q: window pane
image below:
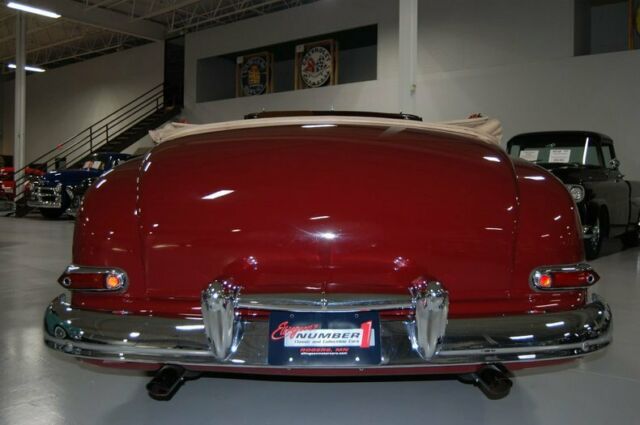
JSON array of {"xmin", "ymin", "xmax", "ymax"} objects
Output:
[{"xmin": 602, "ymin": 145, "xmax": 613, "ymax": 166}]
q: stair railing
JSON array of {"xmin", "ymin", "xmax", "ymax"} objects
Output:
[{"xmin": 12, "ymin": 82, "xmax": 168, "ymax": 205}]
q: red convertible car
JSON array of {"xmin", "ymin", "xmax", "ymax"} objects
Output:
[{"xmin": 44, "ymin": 112, "xmax": 612, "ymax": 400}]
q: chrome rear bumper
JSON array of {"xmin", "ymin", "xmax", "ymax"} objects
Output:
[{"xmin": 43, "ymin": 292, "xmax": 612, "ymax": 370}]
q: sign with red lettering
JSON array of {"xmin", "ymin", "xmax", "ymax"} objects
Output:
[{"xmin": 268, "ymin": 311, "xmax": 381, "ymax": 366}]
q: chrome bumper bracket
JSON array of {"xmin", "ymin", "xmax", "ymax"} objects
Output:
[
  {"xmin": 410, "ymin": 281, "xmax": 449, "ymax": 360},
  {"xmin": 201, "ymin": 281, "xmax": 240, "ymax": 361}
]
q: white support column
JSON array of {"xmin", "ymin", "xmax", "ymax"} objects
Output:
[
  {"xmin": 399, "ymin": 0, "xmax": 418, "ymax": 115},
  {"xmin": 14, "ymin": 11, "xmax": 26, "ymax": 196}
]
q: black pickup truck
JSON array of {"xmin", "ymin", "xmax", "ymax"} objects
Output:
[{"xmin": 507, "ymin": 131, "xmax": 640, "ymax": 259}]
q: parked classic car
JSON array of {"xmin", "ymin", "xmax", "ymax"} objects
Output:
[
  {"xmin": 28, "ymin": 152, "xmax": 131, "ymax": 219},
  {"xmin": 0, "ymin": 155, "xmax": 12, "ymax": 211},
  {"xmin": 43, "ymin": 112, "xmax": 612, "ymax": 400},
  {"xmin": 507, "ymin": 131, "xmax": 640, "ymax": 259},
  {"xmin": 0, "ymin": 155, "xmax": 45, "ymax": 201}
]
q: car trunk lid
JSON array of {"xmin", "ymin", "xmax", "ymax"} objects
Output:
[{"xmin": 138, "ymin": 125, "xmax": 518, "ymax": 303}]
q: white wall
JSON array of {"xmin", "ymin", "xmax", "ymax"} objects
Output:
[{"xmin": 2, "ymin": 41, "xmax": 164, "ymax": 161}]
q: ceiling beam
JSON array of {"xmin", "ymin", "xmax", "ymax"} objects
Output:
[
  {"xmin": 170, "ymin": 0, "xmax": 284, "ymax": 33},
  {"xmin": 0, "ymin": 20, "xmax": 61, "ymax": 45},
  {"xmin": 0, "ymin": 34, "xmax": 85, "ymax": 61},
  {"xmin": 132, "ymin": 0, "xmax": 201, "ymax": 21},
  {"xmin": 84, "ymin": 0, "xmax": 125, "ymax": 12},
  {"xmin": 36, "ymin": 39, "xmax": 131, "ymax": 66},
  {"xmin": 20, "ymin": 0, "xmax": 166, "ymax": 41}
]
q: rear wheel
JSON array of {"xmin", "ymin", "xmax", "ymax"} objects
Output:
[
  {"xmin": 622, "ymin": 214, "xmax": 640, "ymax": 248},
  {"xmin": 585, "ymin": 215, "xmax": 603, "ymax": 260}
]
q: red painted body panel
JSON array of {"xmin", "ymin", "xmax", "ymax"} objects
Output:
[{"xmin": 72, "ymin": 124, "xmax": 585, "ymax": 317}]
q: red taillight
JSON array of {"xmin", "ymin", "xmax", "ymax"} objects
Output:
[
  {"xmin": 538, "ymin": 274, "xmax": 553, "ymax": 288},
  {"xmin": 58, "ymin": 265, "xmax": 127, "ymax": 291},
  {"xmin": 59, "ymin": 272, "xmax": 103, "ymax": 288},
  {"xmin": 552, "ymin": 270, "xmax": 599, "ymax": 287},
  {"xmin": 531, "ymin": 264, "xmax": 599, "ymax": 290}
]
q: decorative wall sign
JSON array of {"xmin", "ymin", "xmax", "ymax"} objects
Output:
[
  {"xmin": 295, "ymin": 39, "xmax": 339, "ymax": 90},
  {"xmin": 236, "ymin": 51, "xmax": 273, "ymax": 97}
]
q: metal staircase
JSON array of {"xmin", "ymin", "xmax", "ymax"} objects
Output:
[{"xmin": 10, "ymin": 82, "xmax": 180, "ymax": 215}]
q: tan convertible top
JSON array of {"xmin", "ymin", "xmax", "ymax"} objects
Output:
[{"xmin": 149, "ymin": 115, "xmax": 503, "ymax": 146}]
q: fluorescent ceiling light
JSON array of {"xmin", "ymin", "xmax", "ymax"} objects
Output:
[
  {"xmin": 7, "ymin": 2, "xmax": 60, "ymax": 18},
  {"xmin": 7, "ymin": 63, "xmax": 45, "ymax": 72}
]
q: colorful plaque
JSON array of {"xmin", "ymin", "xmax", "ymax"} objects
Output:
[
  {"xmin": 236, "ymin": 51, "xmax": 273, "ymax": 97},
  {"xmin": 295, "ymin": 39, "xmax": 338, "ymax": 90}
]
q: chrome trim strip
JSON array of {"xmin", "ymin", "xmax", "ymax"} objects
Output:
[
  {"xmin": 202, "ymin": 280, "xmax": 421, "ymax": 313},
  {"xmin": 236, "ymin": 293, "xmax": 414, "ymax": 312},
  {"xmin": 43, "ymin": 293, "xmax": 612, "ymax": 369}
]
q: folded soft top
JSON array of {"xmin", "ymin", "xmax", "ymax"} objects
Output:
[{"xmin": 149, "ymin": 114, "xmax": 503, "ymax": 146}]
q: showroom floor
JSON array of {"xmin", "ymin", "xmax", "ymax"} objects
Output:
[{"xmin": 0, "ymin": 216, "xmax": 638, "ymax": 425}]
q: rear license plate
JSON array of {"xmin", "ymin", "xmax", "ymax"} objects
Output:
[{"xmin": 268, "ymin": 311, "xmax": 381, "ymax": 366}]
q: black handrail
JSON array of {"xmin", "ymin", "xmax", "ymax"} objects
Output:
[
  {"xmin": 12, "ymin": 82, "xmax": 168, "ymax": 203},
  {"xmin": 46, "ymin": 95, "xmax": 161, "ymax": 166},
  {"xmin": 23, "ymin": 83, "xmax": 164, "ymax": 167}
]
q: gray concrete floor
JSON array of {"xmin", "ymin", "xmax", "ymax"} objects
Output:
[{"xmin": 0, "ymin": 215, "xmax": 638, "ymax": 425}]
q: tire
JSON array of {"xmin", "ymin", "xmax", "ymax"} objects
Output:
[
  {"xmin": 40, "ymin": 207, "xmax": 65, "ymax": 219},
  {"xmin": 585, "ymin": 214, "xmax": 603, "ymax": 260},
  {"xmin": 622, "ymin": 214, "xmax": 640, "ymax": 248}
]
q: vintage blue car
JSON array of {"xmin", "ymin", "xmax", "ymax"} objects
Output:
[{"xmin": 28, "ymin": 152, "xmax": 132, "ymax": 219}]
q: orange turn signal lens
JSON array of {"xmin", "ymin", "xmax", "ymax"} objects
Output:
[{"xmin": 105, "ymin": 274, "xmax": 123, "ymax": 290}]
